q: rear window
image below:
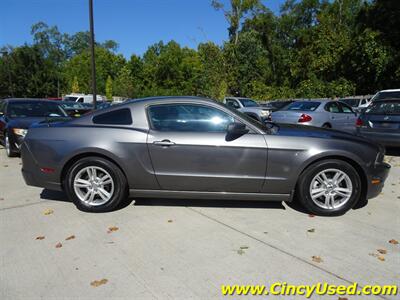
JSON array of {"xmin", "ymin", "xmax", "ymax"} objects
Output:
[
  {"xmin": 92, "ymin": 108, "xmax": 132, "ymax": 125},
  {"xmin": 373, "ymin": 91, "xmax": 400, "ymax": 101},
  {"xmin": 365, "ymin": 101, "xmax": 400, "ymax": 115},
  {"xmin": 285, "ymin": 101, "xmax": 321, "ymax": 111}
]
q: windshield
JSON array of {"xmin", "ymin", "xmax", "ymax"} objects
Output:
[
  {"xmin": 7, "ymin": 101, "xmax": 68, "ymax": 118},
  {"xmin": 365, "ymin": 101, "xmax": 400, "ymax": 115},
  {"xmin": 340, "ymin": 98, "xmax": 360, "ymax": 107},
  {"xmin": 372, "ymin": 91, "xmax": 400, "ymax": 101},
  {"xmin": 285, "ymin": 101, "xmax": 321, "ymax": 111},
  {"xmin": 61, "ymin": 102, "xmax": 85, "ymax": 109},
  {"xmin": 239, "ymin": 98, "xmax": 259, "ymax": 107}
]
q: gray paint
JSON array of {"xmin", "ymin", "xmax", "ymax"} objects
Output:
[{"xmin": 21, "ymin": 96, "xmax": 389, "ymax": 202}]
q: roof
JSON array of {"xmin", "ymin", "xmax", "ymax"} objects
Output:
[
  {"xmin": 125, "ymin": 96, "xmax": 216, "ymax": 105},
  {"xmin": 376, "ymin": 89, "xmax": 400, "ymax": 92},
  {"xmin": 4, "ymin": 98, "xmax": 57, "ymax": 103}
]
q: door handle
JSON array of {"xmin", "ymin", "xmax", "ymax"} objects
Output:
[{"xmin": 153, "ymin": 139, "xmax": 176, "ymax": 147}]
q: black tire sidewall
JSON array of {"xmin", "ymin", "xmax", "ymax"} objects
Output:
[
  {"xmin": 65, "ymin": 157, "xmax": 127, "ymax": 212},
  {"xmin": 5, "ymin": 132, "xmax": 17, "ymax": 157},
  {"xmin": 298, "ymin": 159, "xmax": 361, "ymax": 216}
]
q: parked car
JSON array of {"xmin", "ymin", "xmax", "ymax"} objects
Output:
[
  {"xmin": 60, "ymin": 101, "xmax": 92, "ymax": 118},
  {"xmin": 63, "ymin": 94, "xmax": 105, "ymax": 104},
  {"xmin": 0, "ymin": 98, "xmax": 69, "ymax": 157},
  {"xmin": 370, "ymin": 89, "xmax": 400, "ymax": 102},
  {"xmin": 21, "ymin": 96, "xmax": 390, "ymax": 216},
  {"xmin": 269, "ymin": 100, "xmax": 357, "ymax": 132},
  {"xmin": 340, "ymin": 97, "xmax": 371, "ymax": 113},
  {"xmin": 261, "ymin": 100, "xmax": 294, "ymax": 112},
  {"xmin": 356, "ymin": 99, "xmax": 400, "ymax": 148},
  {"xmin": 223, "ymin": 97, "xmax": 271, "ymax": 122}
]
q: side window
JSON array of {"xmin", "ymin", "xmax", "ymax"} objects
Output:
[
  {"xmin": 361, "ymin": 99, "xmax": 366, "ymax": 105},
  {"xmin": 325, "ymin": 102, "xmax": 340, "ymax": 113},
  {"xmin": 226, "ymin": 99, "xmax": 240, "ymax": 109},
  {"xmin": 77, "ymin": 98, "xmax": 84, "ymax": 103},
  {"xmin": 339, "ymin": 103, "xmax": 353, "ymax": 113},
  {"xmin": 148, "ymin": 104, "xmax": 234, "ymax": 132},
  {"xmin": 92, "ymin": 108, "xmax": 132, "ymax": 125}
]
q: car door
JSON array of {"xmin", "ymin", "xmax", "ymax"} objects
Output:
[
  {"xmin": 146, "ymin": 103, "xmax": 268, "ymax": 193},
  {"xmin": 338, "ymin": 102, "xmax": 357, "ymax": 133},
  {"xmin": 325, "ymin": 102, "xmax": 347, "ymax": 130}
]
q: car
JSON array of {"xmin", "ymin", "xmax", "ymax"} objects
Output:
[
  {"xmin": 340, "ymin": 97, "xmax": 371, "ymax": 113},
  {"xmin": 371, "ymin": 89, "xmax": 400, "ymax": 102},
  {"xmin": 261, "ymin": 100, "xmax": 294, "ymax": 112},
  {"xmin": 269, "ymin": 100, "xmax": 357, "ymax": 132},
  {"xmin": 356, "ymin": 99, "xmax": 400, "ymax": 148},
  {"xmin": 0, "ymin": 98, "xmax": 69, "ymax": 157},
  {"xmin": 63, "ymin": 93, "xmax": 106, "ymax": 104},
  {"xmin": 60, "ymin": 101, "xmax": 92, "ymax": 118},
  {"xmin": 20, "ymin": 96, "xmax": 390, "ymax": 216},
  {"xmin": 223, "ymin": 97, "xmax": 271, "ymax": 122}
]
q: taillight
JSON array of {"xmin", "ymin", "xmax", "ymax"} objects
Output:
[
  {"xmin": 298, "ymin": 114, "xmax": 312, "ymax": 123},
  {"xmin": 356, "ymin": 118, "xmax": 363, "ymax": 127}
]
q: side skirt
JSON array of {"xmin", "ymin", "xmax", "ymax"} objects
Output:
[{"xmin": 129, "ymin": 189, "xmax": 291, "ymax": 202}]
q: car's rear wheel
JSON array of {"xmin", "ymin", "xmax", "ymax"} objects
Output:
[
  {"xmin": 64, "ymin": 156, "xmax": 127, "ymax": 212},
  {"xmin": 322, "ymin": 123, "xmax": 331, "ymax": 129},
  {"xmin": 5, "ymin": 133, "xmax": 17, "ymax": 157},
  {"xmin": 297, "ymin": 159, "xmax": 361, "ymax": 216}
]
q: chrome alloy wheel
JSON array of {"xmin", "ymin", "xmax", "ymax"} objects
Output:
[
  {"xmin": 309, "ymin": 168, "xmax": 353, "ymax": 210},
  {"xmin": 5, "ymin": 135, "xmax": 11, "ymax": 156},
  {"xmin": 73, "ymin": 166, "xmax": 114, "ymax": 206}
]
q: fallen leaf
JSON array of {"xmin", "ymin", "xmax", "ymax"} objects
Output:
[
  {"xmin": 0, "ymin": 197, "xmax": 4, "ymax": 201},
  {"xmin": 389, "ymin": 239, "xmax": 399, "ymax": 245},
  {"xmin": 3, "ymin": 165, "xmax": 8, "ymax": 167},
  {"xmin": 35, "ymin": 236, "xmax": 45, "ymax": 240},
  {"xmin": 263, "ymin": 232, "xmax": 268, "ymax": 234},
  {"xmin": 377, "ymin": 249, "xmax": 387, "ymax": 255},
  {"xmin": 167, "ymin": 219, "xmax": 173, "ymax": 223},
  {"xmin": 55, "ymin": 242, "xmax": 62, "ymax": 248},
  {"xmin": 338, "ymin": 297, "xmax": 348, "ymax": 300},
  {"xmin": 65, "ymin": 235, "xmax": 75, "ymax": 241},
  {"xmin": 237, "ymin": 249, "xmax": 245, "ymax": 255},
  {"xmin": 312, "ymin": 256, "xmax": 323, "ymax": 263},
  {"xmin": 240, "ymin": 246, "xmax": 249, "ymax": 250},
  {"xmin": 90, "ymin": 279, "xmax": 108, "ymax": 287},
  {"xmin": 377, "ymin": 255, "xmax": 385, "ymax": 261},
  {"xmin": 307, "ymin": 228, "xmax": 315, "ymax": 233},
  {"xmin": 308, "ymin": 214, "xmax": 315, "ymax": 218},
  {"xmin": 107, "ymin": 226, "xmax": 119, "ymax": 233},
  {"xmin": 43, "ymin": 208, "xmax": 54, "ymax": 215}
]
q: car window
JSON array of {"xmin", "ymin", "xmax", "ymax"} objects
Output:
[
  {"xmin": 77, "ymin": 98, "xmax": 84, "ymax": 103},
  {"xmin": 361, "ymin": 99, "xmax": 367, "ymax": 105},
  {"xmin": 286, "ymin": 101, "xmax": 321, "ymax": 111},
  {"xmin": 373, "ymin": 91, "xmax": 400, "ymax": 101},
  {"xmin": 339, "ymin": 103, "xmax": 354, "ymax": 113},
  {"xmin": 365, "ymin": 101, "xmax": 400, "ymax": 115},
  {"xmin": 148, "ymin": 104, "xmax": 234, "ymax": 132},
  {"xmin": 92, "ymin": 108, "xmax": 132, "ymax": 125},
  {"xmin": 238, "ymin": 98, "xmax": 259, "ymax": 107},
  {"xmin": 7, "ymin": 101, "xmax": 68, "ymax": 118},
  {"xmin": 226, "ymin": 99, "xmax": 240, "ymax": 109},
  {"xmin": 325, "ymin": 102, "xmax": 340, "ymax": 113}
]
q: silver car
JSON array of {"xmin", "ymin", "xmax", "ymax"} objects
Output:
[
  {"xmin": 270, "ymin": 100, "xmax": 358, "ymax": 132},
  {"xmin": 21, "ymin": 96, "xmax": 390, "ymax": 216},
  {"xmin": 223, "ymin": 97, "xmax": 271, "ymax": 122}
]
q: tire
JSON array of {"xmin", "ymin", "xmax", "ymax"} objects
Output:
[
  {"xmin": 322, "ymin": 123, "xmax": 331, "ymax": 129},
  {"xmin": 5, "ymin": 133, "xmax": 18, "ymax": 157},
  {"xmin": 64, "ymin": 156, "xmax": 128, "ymax": 212},
  {"xmin": 297, "ymin": 159, "xmax": 361, "ymax": 216}
]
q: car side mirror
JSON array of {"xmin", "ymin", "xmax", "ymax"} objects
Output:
[{"xmin": 226, "ymin": 122, "xmax": 249, "ymax": 141}]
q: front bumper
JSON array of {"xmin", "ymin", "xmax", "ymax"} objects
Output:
[{"xmin": 366, "ymin": 161, "xmax": 391, "ymax": 199}]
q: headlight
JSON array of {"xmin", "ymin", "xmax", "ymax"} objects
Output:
[
  {"xmin": 12, "ymin": 128, "xmax": 28, "ymax": 137},
  {"xmin": 261, "ymin": 110, "xmax": 270, "ymax": 116}
]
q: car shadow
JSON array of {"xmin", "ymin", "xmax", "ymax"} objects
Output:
[{"xmin": 386, "ymin": 147, "xmax": 400, "ymax": 157}]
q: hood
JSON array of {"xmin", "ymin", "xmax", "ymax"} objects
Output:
[{"xmin": 272, "ymin": 123, "xmax": 380, "ymax": 149}]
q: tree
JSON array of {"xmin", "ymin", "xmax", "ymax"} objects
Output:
[
  {"xmin": 71, "ymin": 76, "xmax": 80, "ymax": 93},
  {"xmin": 105, "ymin": 75, "xmax": 113, "ymax": 100},
  {"xmin": 113, "ymin": 65, "xmax": 136, "ymax": 98},
  {"xmin": 212, "ymin": 0, "xmax": 260, "ymax": 44}
]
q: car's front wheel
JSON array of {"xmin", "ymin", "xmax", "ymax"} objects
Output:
[
  {"xmin": 5, "ymin": 133, "xmax": 17, "ymax": 157},
  {"xmin": 64, "ymin": 156, "xmax": 128, "ymax": 212},
  {"xmin": 297, "ymin": 159, "xmax": 361, "ymax": 216}
]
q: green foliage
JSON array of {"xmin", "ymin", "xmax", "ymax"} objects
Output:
[
  {"xmin": 71, "ymin": 76, "xmax": 80, "ymax": 93},
  {"xmin": 105, "ymin": 75, "xmax": 113, "ymax": 100}
]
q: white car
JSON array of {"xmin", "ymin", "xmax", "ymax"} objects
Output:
[{"xmin": 64, "ymin": 94, "xmax": 105, "ymax": 104}]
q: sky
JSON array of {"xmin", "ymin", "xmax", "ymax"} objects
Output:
[{"xmin": 0, "ymin": 0, "xmax": 285, "ymax": 58}]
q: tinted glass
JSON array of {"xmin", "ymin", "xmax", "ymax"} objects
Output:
[
  {"xmin": 93, "ymin": 108, "xmax": 132, "ymax": 125},
  {"xmin": 365, "ymin": 101, "xmax": 400, "ymax": 115},
  {"xmin": 226, "ymin": 99, "xmax": 240, "ymax": 109},
  {"xmin": 61, "ymin": 102, "xmax": 85, "ymax": 109},
  {"xmin": 374, "ymin": 91, "xmax": 400, "ymax": 101},
  {"xmin": 7, "ymin": 101, "xmax": 68, "ymax": 118},
  {"xmin": 325, "ymin": 102, "xmax": 340, "ymax": 113},
  {"xmin": 339, "ymin": 103, "xmax": 354, "ymax": 113},
  {"xmin": 149, "ymin": 104, "xmax": 234, "ymax": 132},
  {"xmin": 340, "ymin": 98, "xmax": 359, "ymax": 107},
  {"xmin": 286, "ymin": 101, "xmax": 320, "ymax": 111},
  {"xmin": 64, "ymin": 96, "xmax": 79, "ymax": 101},
  {"xmin": 239, "ymin": 98, "xmax": 259, "ymax": 107}
]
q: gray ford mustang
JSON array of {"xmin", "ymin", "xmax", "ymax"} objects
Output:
[{"xmin": 21, "ymin": 96, "xmax": 390, "ymax": 216}]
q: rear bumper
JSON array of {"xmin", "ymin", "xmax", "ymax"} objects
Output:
[
  {"xmin": 366, "ymin": 162, "xmax": 391, "ymax": 199},
  {"xmin": 358, "ymin": 130, "xmax": 400, "ymax": 147}
]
